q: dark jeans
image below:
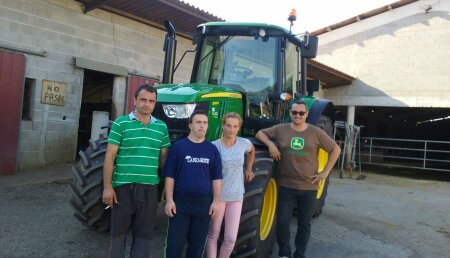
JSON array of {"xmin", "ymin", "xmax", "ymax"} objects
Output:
[
  {"xmin": 108, "ymin": 183, "xmax": 158, "ymax": 258},
  {"xmin": 277, "ymin": 186, "xmax": 316, "ymax": 258},
  {"xmin": 165, "ymin": 194, "xmax": 212, "ymax": 258}
]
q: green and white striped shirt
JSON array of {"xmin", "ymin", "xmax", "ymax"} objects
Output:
[{"xmin": 108, "ymin": 112, "xmax": 170, "ymax": 187}]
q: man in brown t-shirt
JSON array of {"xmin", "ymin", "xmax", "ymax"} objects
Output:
[{"xmin": 256, "ymin": 100, "xmax": 341, "ymax": 258}]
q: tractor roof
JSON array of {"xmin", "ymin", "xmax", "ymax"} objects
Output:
[{"xmin": 195, "ymin": 22, "xmax": 302, "ymax": 45}]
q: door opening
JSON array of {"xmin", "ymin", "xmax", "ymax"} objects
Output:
[{"xmin": 77, "ymin": 70, "xmax": 113, "ymax": 152}]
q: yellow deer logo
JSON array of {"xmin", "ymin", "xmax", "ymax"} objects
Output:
[{"xmin": 290, "ymin": 137, "xmax": 304, "ymax": 150}]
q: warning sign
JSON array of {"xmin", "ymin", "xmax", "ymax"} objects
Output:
[{"xmin": 41, "ymin": 80, "xmax": 66, "ymax": 106}]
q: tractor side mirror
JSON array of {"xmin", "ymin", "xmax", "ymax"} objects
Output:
[
  {"xmin": 300, "ymin": 35, "xmax": 318, "ymax": 58},
  {"xmin": 307, "ymin": 79, "xmax": 320, "ymax": 92},
  {"xmin": 295, "ymin": 79, "xmax": 320, "ymax": 98}
]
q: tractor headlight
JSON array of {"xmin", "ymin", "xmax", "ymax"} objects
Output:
[{"xmin": 162, "ymin": 104, "xmax": 196, "ymax": 119}]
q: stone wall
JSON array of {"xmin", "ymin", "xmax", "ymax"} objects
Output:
[{"xmin": 0, "ymin": 0, "xmax": 194, "ymax": 169}]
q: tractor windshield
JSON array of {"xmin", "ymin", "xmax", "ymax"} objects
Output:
[{"xmin": 195, "ymin": 35, "xmax": 277, "ymax": 118}]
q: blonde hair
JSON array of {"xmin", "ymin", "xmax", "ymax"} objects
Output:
[{"xmin": 222, "ymin": 112, "xmax": 243, "ymax": 126}]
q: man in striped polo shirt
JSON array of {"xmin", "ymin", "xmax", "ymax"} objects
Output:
[{"xmin": 102, "ymin": 84, "xmax": 170, "ymax": 258}]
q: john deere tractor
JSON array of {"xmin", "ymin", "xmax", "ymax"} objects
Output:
[{"xmin": 70, "ymin": 16, "xmax": 335, "ymax": 258}]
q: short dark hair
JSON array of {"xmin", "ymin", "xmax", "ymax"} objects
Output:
[
  {"xmin": 134, "ymin": 84, "xmax": 157, "ymax": 99},
  {"xmin": 188, "ymin": 110, "xmax": 208, "ymax": 124},
  {"xmin": 292, "ymin": 100, "xmax": 308, "ymax": 111}
]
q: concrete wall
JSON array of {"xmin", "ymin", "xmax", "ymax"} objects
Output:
[
  {"xmin": 0, "ymin": 0, "xmax": 194, "ymax": 169},
  {"xmin": 316, "ymin": 0, "xmax": 450, "ymax": 108}
]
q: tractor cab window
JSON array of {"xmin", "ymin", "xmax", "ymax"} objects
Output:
[
  {"xmin": 195, "ymin": 35, "xmax": 277, "ymax": 119},
  {"xmin": 284, "ymin": 40, "xmax": 299, "ymax": 96}
]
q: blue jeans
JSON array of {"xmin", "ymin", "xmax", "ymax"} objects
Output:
[
  {"xmin": 165, "ymin": 194, "xmax": 212, "ymax": 258},
  {"xmin": 277, "ymin": 186, "xmax": 316, "ymax": 258},
  {"xmin": 109, "ymin": 183, "xmax": 158, "ymax": 258}
]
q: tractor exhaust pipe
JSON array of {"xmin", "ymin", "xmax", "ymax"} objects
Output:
[{"xmin": 162, "ymin": 20, "xmax": 177, "ymax": 84}]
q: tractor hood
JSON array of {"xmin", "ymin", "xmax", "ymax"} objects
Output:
[
  {"xmin": 153, "ymin": 83, "xmax": 244, "ymax": 142},
  {"xmin": 155, "ymin": 83, "xmax": 242, "ymax": 102}
]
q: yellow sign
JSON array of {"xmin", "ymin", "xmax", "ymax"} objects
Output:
[{"xmin": 41, "ymin": 80, "xmax": 66, "ymax": 106}]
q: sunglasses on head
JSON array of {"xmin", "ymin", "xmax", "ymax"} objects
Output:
[{"xmin": 290, "ymin": 111, "xmax": 307, "ymax": 116}]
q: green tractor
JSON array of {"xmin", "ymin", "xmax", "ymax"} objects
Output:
[{"xmin": 70, "ymin": 17, "xmax": 335, "ymax": 258}]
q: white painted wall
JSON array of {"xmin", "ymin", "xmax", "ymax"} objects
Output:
[{"xmin": 316, "ymin": 0, "xmax": 450, "ymax": 108}]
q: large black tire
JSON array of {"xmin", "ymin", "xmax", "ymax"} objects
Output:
[
  {"xmin": 232, "ymin": 150, "xmax": 277, "ymax": 258},
  {"xmin": 69, "ymin": 138, "xmax": 110, "ymax": 231},
  {"xmin": 312, "ymin": 115, "xmax": 333, "ymax": 218}
]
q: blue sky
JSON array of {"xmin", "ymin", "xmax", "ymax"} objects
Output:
[{"xmin": 182, "ymin": 0, "xmax": 395, "ymax": 33}]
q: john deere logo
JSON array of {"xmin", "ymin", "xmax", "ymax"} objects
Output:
[{"xmin": 291, "ymin": 137, "xmax": 304, "ymax": 150}]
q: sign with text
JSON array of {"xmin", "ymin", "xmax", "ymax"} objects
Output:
[{"xmin": 41, "ymin": 80, "xmax": 66, "ymax": 106}]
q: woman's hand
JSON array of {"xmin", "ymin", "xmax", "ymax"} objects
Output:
[{"xmin": 244, "ymin": 169, "xmax": 255, "ymax": 182}]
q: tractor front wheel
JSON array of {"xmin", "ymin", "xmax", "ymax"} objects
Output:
[{"xmin": 69, "ymin": 139, "xmax": 110, "ymax": 231}]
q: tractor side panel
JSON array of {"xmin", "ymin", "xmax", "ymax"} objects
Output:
[{"xmin": 203, "ymin": 96, "xmax": 243, "ymax": 141}]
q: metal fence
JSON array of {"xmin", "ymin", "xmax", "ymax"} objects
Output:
[{"xmin": 358, "ymin": 137, "xmax": 450, "ymax": 172}]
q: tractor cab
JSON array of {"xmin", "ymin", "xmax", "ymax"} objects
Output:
[
  {"xmin": 158, "ymin": 21, "xmax": 320, "ymax": 141},
  {"xmin": 192, "ymin": 24, "xmax": 283, "ymax": 121}
]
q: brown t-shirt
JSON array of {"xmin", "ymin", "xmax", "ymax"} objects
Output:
[{"xmin": 260, "ymin": 123, "xmax": 336, "ymax": 190}]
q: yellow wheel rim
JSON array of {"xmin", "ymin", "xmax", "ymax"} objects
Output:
[
  {"xmin": 316, "ymin": 148, "xmax": 329, "ymax": 199},
  {"xmin": 260, "ymin": 178, "xmax": 277, "ymax": 240}
]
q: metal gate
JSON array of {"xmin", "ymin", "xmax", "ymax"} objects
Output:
[
  {"xmin": 360, "ymin": 137, "xmax": 450, "ymax": 172},
  {"xmin": 0, "ymin": 51, "xmax": 26, "ymax": 174}
]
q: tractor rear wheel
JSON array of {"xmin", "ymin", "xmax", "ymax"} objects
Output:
[
  {"xmin": 312, "ymin": 115, "xmax": 334, "ymax": 218},
  {"xmin": 232, "ymin": 150, "xmax": 277, "ymax": 258},
  {"xmin": 69, "ymin": 139, "xmax": 110, "ymax": 231}
]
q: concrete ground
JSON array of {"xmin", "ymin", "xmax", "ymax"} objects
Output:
[
  {"xmin": 0, "ymin": 163, "xmax": 73, "ymax": 189},
  {"xmin": 0, "ymin": 165, "xmax": 449, "ymax": 258},
  {"xmin": 297, "ymin": 170, "xmax": 449, "ymax": 258}
]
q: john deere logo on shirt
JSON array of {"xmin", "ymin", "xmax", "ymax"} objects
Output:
[
  {"xmin": 185, "ymin": 155, "xmax": 210, "ymax": 164},
  {"xmin": 290, "ymin": 137, "xmax": 304, "ymax": 150}
]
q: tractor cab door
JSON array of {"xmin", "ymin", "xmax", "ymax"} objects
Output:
[{"xmin": 242, "ymin": 37, "xmax": 301, "ymax": 135}]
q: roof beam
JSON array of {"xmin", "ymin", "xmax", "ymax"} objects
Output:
[{"xmin": 84, "ymin": 0, "xmax": 114, "ymax": 13}]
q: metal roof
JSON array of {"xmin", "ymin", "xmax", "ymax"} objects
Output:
[
  {"xmin": 311, "ymin": 0, "xmax": 418, "ymax": 36},
  {"xmin": 76, "ymin": 0, "xmax": 354, "ymax": 87},
  {"xmin": 77, "ymin": 0, "xmax": 225, "ymax": 37},
  {"xmin": 308, "ymin": 60, "xmax": 355, "ymax": 88}
]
